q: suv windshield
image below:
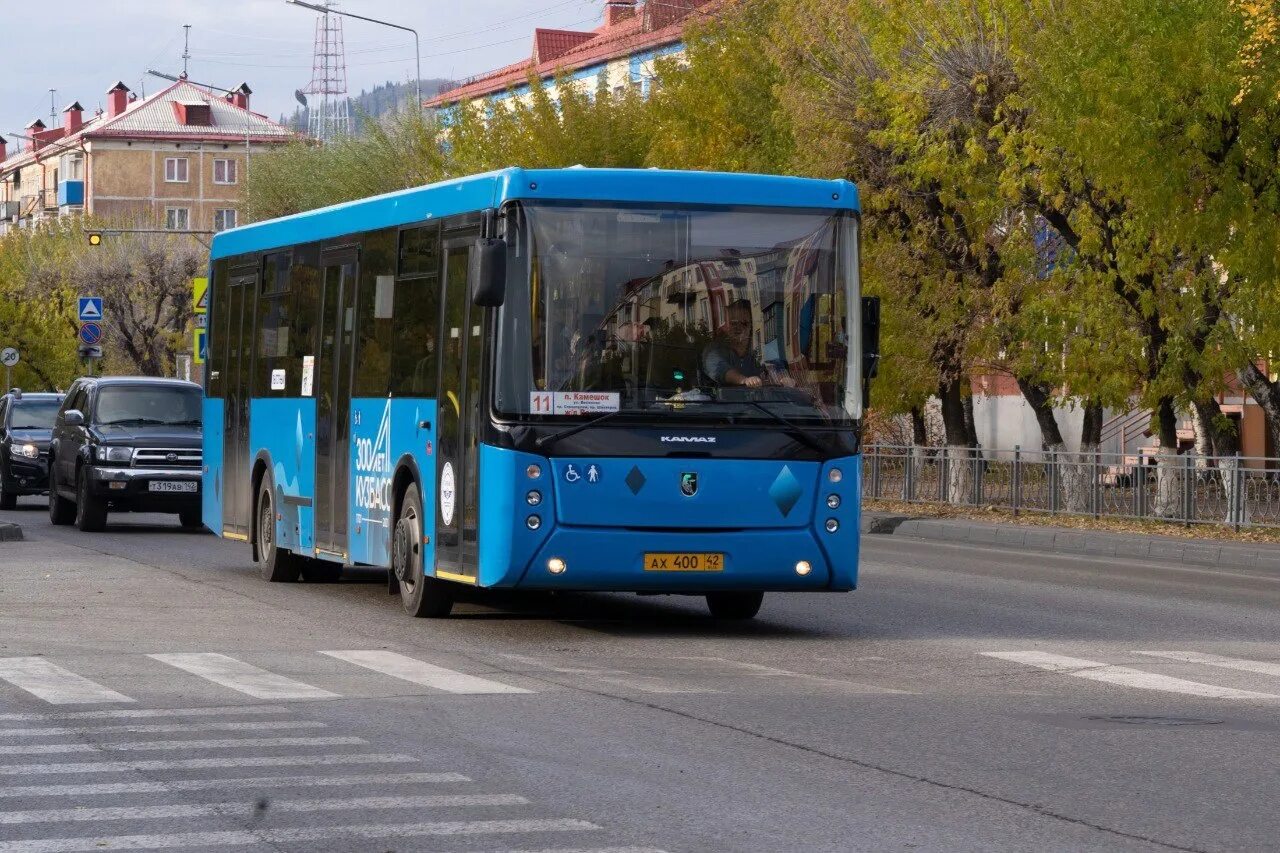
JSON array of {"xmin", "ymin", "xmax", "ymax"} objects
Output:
[
  {"xmin": 10, "ymin": 400, "xmax": 60, "ymax": 430},
  {"xmin": 95, "ymin": 386, "xmax": 201, "ymax": 426},
  {"xmin": 496, "ymin": 202, "xmax": 860, "ymax": 424}
]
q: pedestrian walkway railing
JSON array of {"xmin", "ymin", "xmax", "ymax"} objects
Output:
[{"xmin": 860, "ymin": 445, "xmax": 1280, "ymax": 530}]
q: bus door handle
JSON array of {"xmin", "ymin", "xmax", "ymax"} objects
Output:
[{"xmin": 418, "ymin": 420, "xmax": 431, "ymax": 430}]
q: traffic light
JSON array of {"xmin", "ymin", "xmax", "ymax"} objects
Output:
[{"xmin": 87, "ymin": 232, "xmax": 102, "ymax": 246}]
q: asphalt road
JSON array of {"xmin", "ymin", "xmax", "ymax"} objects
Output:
[{"xmin": 1, "ymin": 498, "xmax": 1279, "ymax": 853}]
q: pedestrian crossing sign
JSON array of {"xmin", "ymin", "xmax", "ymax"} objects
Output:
[
  {"xmin": 193, "ymin": 277, "xmax": 208, "ymax": 314},
  {"xmin": 194, "ymin": 328, "xmax": 207, "ymax": 364},
  {"xmin": 77, "ymin": 296, "xmax": 103, "ymax": 322}
]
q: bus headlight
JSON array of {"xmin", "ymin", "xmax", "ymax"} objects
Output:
[
  {"xmin": 826, "ymin": 494, "xmax": 841, "ymax": 509},
  {"xmin": 825, "ymin": 518, "xmax": 839, "ymax": 533},
  {"xmin": 526, "ymin": 464, "xmax": 541, "ymax": 479},
  {"xmin": 795, "ymin": 560, "xmax": 812, "ymax": 576},
  {"xmin": 16, "ymin": 444, "xmax": 39, "ymax": 459},
  {"xmin": 526, "ymin": 490, "xmax": 542, "ymax": 506},
  {"xmin": 828, "ymin": 468, "xmax": 843, "ymax": 483},
  {"xmin": 526, "ymin": 515, "xmax": 542, "ymax": 530},
  {"xmin": 547, "ymin": 557, "xmax": 566, "ymax": 575}
]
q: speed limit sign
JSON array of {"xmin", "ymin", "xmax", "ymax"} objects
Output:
[{"xmin": 0, "ymin": 348, "xmax": 18, "ymax": 368}]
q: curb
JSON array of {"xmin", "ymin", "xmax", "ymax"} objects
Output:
[
  {"xmin": 0, "ymin": 522, "xmax": 23, "ymax": 542},
  {"xmin": 860, "ymin": 511, "xmax": 1280, "ymax": 571}
]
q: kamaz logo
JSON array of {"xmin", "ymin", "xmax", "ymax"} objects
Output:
[{"xmin": 660, "ymin": 436, "xmax": 716, "ymax": 444}]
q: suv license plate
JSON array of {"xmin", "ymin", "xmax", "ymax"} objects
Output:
[
  {"xmin": 149, "ymin": 481, "xmax": 197, "ymax": 493},
  {"xmin": 643, "ymin": 552, "xmax": 724, "ymax": 572}
]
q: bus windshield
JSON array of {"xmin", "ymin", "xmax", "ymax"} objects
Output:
[{"xmin": 497, "ymin": 202, "xmax": 860, "ymax": 424}]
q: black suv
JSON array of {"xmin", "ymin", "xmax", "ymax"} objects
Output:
[
  {"xmin": 0, "ymin": 389, "xmax": 65, "ymax": 509},
  {"xmin": 48, "ymin": 377, "xmax": 203, "ymax": 531}
]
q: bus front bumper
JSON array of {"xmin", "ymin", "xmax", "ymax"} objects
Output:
[{"xmin": 510, "ymin": 526, "xmax": 855, "ymax": 592}]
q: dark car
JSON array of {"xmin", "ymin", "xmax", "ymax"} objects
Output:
[
  {"xmin": 48, "ymin": 377, "xmax": 203, "ymax": 532},
  {"xmin": 0, "ymin": 389, "xmax": 65, "ymax": 509}
]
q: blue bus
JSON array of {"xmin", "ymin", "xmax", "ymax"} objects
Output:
[{"xmin": 203, "ymin": 167, "xmax": 877, "ymax": 619}]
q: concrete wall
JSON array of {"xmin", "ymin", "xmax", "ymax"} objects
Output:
[
  {"xmin": 87, "ymin": 142, "xmax": 254, "ymax": 230},
  {"xmin": 972, "ymin": 393, "xmax": 1086, "ymax": 458}
]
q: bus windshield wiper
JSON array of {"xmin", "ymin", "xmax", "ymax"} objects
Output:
[{"xmin": 534, "ymin": 409, "xmax": 632, "ymax": 451}]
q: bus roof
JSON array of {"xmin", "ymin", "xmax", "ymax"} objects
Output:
[{"xmin": 210, "ymin": 167, "xmax": 859, "ymax": 261}]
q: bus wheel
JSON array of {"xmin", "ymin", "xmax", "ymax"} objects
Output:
[
  {"xmin": 394, "ymin": 486, "xmax": 453, "ymax": 618},
  {"xmin": 706, "ymin": 591, "xmax": 764, "ymax": 620},
  {"xmin": 256, "ymin": 478, "xmax": 300, "ymax": 583}
]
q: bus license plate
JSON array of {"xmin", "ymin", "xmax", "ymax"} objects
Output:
[
  {"xmin": 644, "ymin": 552, "xmax": 724, "ymax": 572},
  {"xmin": 149, "ymin": 481, "xmax": 196, "ymax": 493}
]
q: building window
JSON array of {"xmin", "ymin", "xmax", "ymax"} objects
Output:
[
  {"xmin": 214, "ymin": 208, "xmax": 237, "ymax": 232},
  {"xmin": 213, "ymin": 159, "xmax": 237, "ymax": 185},
  {"xmin": 165, "ymin": 208, "xmax": 190, "ymax": 230},
  {"xmin": 164, "ymin": 158, "xmax": 189, "ymax": 183}
]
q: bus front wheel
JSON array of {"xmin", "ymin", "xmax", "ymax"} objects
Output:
[
  {"xmin": 706, "ymin": 591, "xmax": 764, "ymax": 620},
  {"xmin": 394, "ymin": 486, "xmax": 454, "ymax": 618},
  {"xmin": 256, "ymin": 477, "xmax": 301, "ymax": 583}
]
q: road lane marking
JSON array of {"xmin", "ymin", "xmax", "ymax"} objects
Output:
[
  {"xmin": 1134, "ymin": 650, "xmax": 1280, "ymax": 677},
  {"xmin": 982, "ymin": 652, "xmax": 1280, "ymax": 700},
  {"xmin": 0, "ymin": 818, "xmax": 598, "ymax": 852},
  {"xmin": 0, "ymin": 705, "xmax": 292, "ymax": 722},
  {"xmin": 0, "ymin": 794, "xmax": 529, "ymax": 825},
  {"xmin": 0, "ymin": 752, "xmax": 416, "ymax": 776},
  {"xmin": 321, "ymin": 650, "xmax": 531, "ymax": 694},
  {"xmin": 0, "ymin": 736, "xmax": 362, "ymax": 756},
  {"xmin": 499, "ymin": 653, "xmax": 714, "ymax": 694},
  {"xmin": 0, "ymin": 658, "xmax": 133, "ymax": 705},
  {"xmin": 0, "ymin": 771, "xmax": 470, "ymax": 798},
  {"xmin": 677, "ymin": 656, "xmax": 913, "ymax": 694},
  {"xmin": 148, "ymin": 653, "xmax": 338, "ymax": 700},
  {"xmin": 0, "ymin": 720, "xmax": 324, "ymax": 738}
]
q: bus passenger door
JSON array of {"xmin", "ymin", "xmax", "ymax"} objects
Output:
[
  {"xmin": 314, "ymin": 252, "xmax": 359, "ymax": 558},
  {"xmin": 222, "ymin": 269, "xmax": 256, "ymax": 538},
  {"xmin": 435, "ymin": 238, "xmax": 480, "ymax": 580}
]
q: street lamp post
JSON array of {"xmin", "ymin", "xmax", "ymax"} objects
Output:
[{"xmin": 285, "ymin": 0, "xmax": 421, "ymax": 115}]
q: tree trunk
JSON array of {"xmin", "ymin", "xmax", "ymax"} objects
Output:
[
  {"xmin": 938, "ymin": 377, "xmax": 974, "ymax": 504},
  {"xmin": 1080, "ymin": 400, "xmax": 1103, "ymax": 450},
  {"xmin": 1015, "ymin": 377, "xmax": 1066, "ymax": 450},
  {"xmin": 962, "ymin": 391, "xmax": 978, "ymax": 448},
  {"xmin": 910, "ymin": 406, "xmax": 927, "ymax": 446},
  {"xmin": 1192, "ymin": 397, "xmax": 1245, "ymax": 524},
  {"xmin": 1237, "ymin": 361, "xmax": 1280, "ymax": 456},
  {"xmin": 1153, "ymin": 397, "xmax": 1181, "ymax": 518}
]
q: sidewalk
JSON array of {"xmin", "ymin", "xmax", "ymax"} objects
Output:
[{"xmin": 861, "ymin": 511, "xmax": 1280, "ymax": 570}]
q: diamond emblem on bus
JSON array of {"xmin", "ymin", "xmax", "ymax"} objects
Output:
[
  {"xmin": 625, "ymin": 466, "xmax": 646, "ymax": 495},
  {"xmin": 769, "ymin": 466, "xmax": 802, "ymax": 517}
]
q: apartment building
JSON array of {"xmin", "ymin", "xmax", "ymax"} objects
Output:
[
  {"xmin": 426, "ymin": 0, "xmax": 718, "ymax": 118},
  {"xmin": 0, "ymin": 79, "xmax": 295, "ymax": 235}
]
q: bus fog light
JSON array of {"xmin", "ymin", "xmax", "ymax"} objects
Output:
[
  {"xmin": 526, "ymin": 515, "xmax": 542, "ymax": 530},
  {"xmin": 547, "ymin": 557, "xmax": 567, "ymax": 574},
  {"xmin": 825, "ymin": 518, "xmax": 839, "ymax": 533},
  {"xmin": 826, "ymin": 494, "xmax": 841, "ymax": 509},
  {"xmin": 526, "ymin": 490, "xmax": 542, "ymax": 506},
  {"xmin": 795, "ymin": 560, "xmax": 812, "ymax": 576},
  {"xmin": 828, "ymin": 468, "xmax": 843, "ymax": 483},
  {"xmin": 526, "ymin": 464, "xmax": 542, "ymax": 479}
]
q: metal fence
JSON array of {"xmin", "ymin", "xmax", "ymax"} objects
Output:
[{"xmin": 861, "ymin": 445, "xmax": 1280, "ymax": 530}]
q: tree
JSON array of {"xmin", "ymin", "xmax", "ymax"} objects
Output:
[{"xmin": 0, "ymin": 222, "xmax": 85, "ymax": 391}]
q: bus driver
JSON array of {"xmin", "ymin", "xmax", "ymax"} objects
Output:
[{"xmin": 702, "ymin": 299, "xmax": 796, "ymax": 390}]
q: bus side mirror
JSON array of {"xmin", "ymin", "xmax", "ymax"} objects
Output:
[
  {"xmin": 861, "ymin": 295, "xmax": 881, "ymax": 380},
  {"xmin": 472, "ymin": 238, "xmax": 507, "ymax": 307}
]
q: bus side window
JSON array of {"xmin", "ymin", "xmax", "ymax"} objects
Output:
[
  {"xmin": 352, "ymin": 229, "xmax": 396, "ymax": 397},
  {"xmin": 390, "ymin": 224, "xmax": 441, "ymax": 398}
]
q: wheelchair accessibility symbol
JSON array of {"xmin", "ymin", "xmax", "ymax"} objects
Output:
[{"xmin": 565, "ymin": 464, "xmax": 581, "ymax": 483}]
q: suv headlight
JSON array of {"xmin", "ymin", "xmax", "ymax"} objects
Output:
[
  {"xmin": 96, "ymin": 446, "xmax": 134, "ymax": 463},
  {"xmin": 16, "ymin": 444, "xmax": 39, "ymax": 460}
]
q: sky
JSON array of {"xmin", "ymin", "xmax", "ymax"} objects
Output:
[{"xmin": 0, "ymin": 0, "xmax": 605, "ymax": 140}]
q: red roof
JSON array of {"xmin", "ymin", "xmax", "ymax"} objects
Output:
[{"xmin": 427, "ymin": 0, "xmax": 719, "ymax": 107}]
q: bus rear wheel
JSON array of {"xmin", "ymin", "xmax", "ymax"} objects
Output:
[
  {"xmin": 394, "ymin": 486, "xmax": 453, "ymax": 618},
  {"xmin": 706, "ymin": 591, "xmax": 764, "ymax": 620},
  {"xmin": 256, "ymin": 477, "xmax": 300, "ymax": 583}
]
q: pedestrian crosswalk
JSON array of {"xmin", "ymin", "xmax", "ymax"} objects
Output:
[{"xmin": 0, "ymin": 700, "xmax": 668, "ymax": 852}]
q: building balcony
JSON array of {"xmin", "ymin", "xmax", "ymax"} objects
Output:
[{"xmin": 57, "ymin": 180, "xmax": 84, "ymax": 206}]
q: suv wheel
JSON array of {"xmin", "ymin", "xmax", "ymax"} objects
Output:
[
  {"xmin": 256, "ymin": 477, "xmax": 300, "ymax": 582},
  {"xmin": 48, "ymin": 474, "xmax": 75, "ymax": 526},
  {"xmin": 74, "ymin": 467, "xmax": 108, "ymax": 532},
  {"xmin": 0, "ymin": 481, "xmax": 15, "ymax": 511}
]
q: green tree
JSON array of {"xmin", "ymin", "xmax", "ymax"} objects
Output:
[{"xmin": 0, "ymin": 222, "xmax": 85, "ymax": 391}]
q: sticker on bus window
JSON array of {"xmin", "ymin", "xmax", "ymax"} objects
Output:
[
  {"xmin": 301, "ymin": 356, "xmax": 315, "ymax": 397},
  {"xmin": 529, "ymin": 391, "xmax": 553, "ymax": 414},
  {"xmin": 270, "ymin": 369, "xmax": 286, "ymax": 391},
  {"xmin": 553, "ymin": 392, "xmax": 620, "ymax": 415},
  {"xmin": 440, "ymin": 462, "xmax": 456, "ymax": 527}
]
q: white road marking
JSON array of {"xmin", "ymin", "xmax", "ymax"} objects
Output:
[
  {"xmin": 321, "ymin": 650, "xmax": 531, "ymax": 694},
  {"xmin": 678, "ymin": 656, "xmax": 913, "ymax": 694},
  {"xmin": 500, "ymin": 653, "xmax": 713, "ymax": 695},
  {"xmin": 0, "ymin": 794, "xmax": 528, "ymax": 825},
  {"xmin": 982, "ymin": 652, "xmax": 1280, "ymax": 700},
  {"xmin": 1134, "ymin": 650, "xmax": 1280, "ymax": 677},
  {"xmin": 0, "ymin": 819, "xmax": 598, "ymax": 852},
  {"xmin": 0, "ymin": 752, "xmax": 415, "ymax": 776},
  {"xmin": 148, "ymin": 653, "xmax": 338, "ymax": 700},
  {"xmin": 0, "ymin": 658, "xmax": 133, "ymax": 705},
  {"xmin": 0, "ymin": 771, "xmax": 470, "ymax": 798},
  {"xmin": 0, "ymin": 705, "xmax": 292, "ymax": 722},
  {"xmin": 0, "ymin": 719, "xmax": 324, "ymax": 738},
  {"xmin": 0, "ymin": 735, "xmax": 362, "ymax": 756}
]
